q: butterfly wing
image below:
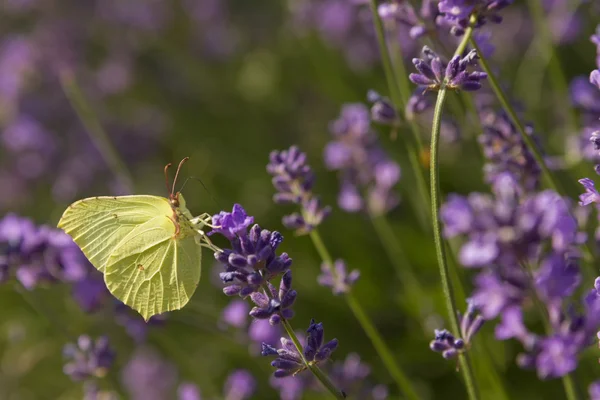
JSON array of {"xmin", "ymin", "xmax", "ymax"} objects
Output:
[
  {"xmin": 58, "ymin": 195, "xmax": 173, "ymax": 273},
  {"xmin": 103, "ymin": 214, "xmax": 201, "ymax": 320}
]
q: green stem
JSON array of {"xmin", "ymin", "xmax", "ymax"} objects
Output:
[
  {"xmin": 279, "ymin": 318, "xmax": 346, "ymax": 400},
  {"xmin": 369, "ymin": 0, "xmax": 431, "ymax": 231},
  {"xmin": 524, "ymin": 0, "xmax": 580, "ymax": 133},
  {"xmin": 468, "ymin": 39, "xmax": 559, "ymax": 194},
  {"xmin": 59, "ymin": 71, "xmax": 133, "ymax": 191},
  {"xmin": 309, "ymin": 230, "xmax": 420, "ymax": 400},
  {"xmin": 344, "ymin": 293, "xmax": 420, "ymax": 400},
  {"xmin": 369, "ymin": 213, "xmax": 423, "ymax": 298},
  {"xmin": 430, "ymin": 22, "xmax": 479, "ymax": 399}
]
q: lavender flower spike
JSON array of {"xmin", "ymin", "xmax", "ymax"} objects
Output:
[
  {"xmin": 438, "ymin": 0, "xmax": 514, "ymax": 36},
  {"xmin": 63, "ymin": 335, "xmax": 115, "ymax": 381},
  {"xmin": 578, "ymin": 178, "xmax": 600, "ymax": 206},
  {"xmin": 318, "ymin": 259, "xmax": 360, "ymax": 295},
  {"xmin": 430, "ymin": 300, "xmax": 485, "ymax": 359},
  {"xmin": 249, "ymin": 270, "xmax": 297, "ymax": 325},
  {"xmin": 267, "ymin": 146, "xmax": 331, "ymax": 235},
  {"xmin": 262, "ymin": 319, "xmax": 338, "ymax": 378},
  {"xmin": 591, "ymin": 69, "xmax": 600, "ymax": 91},
  {"xmin": 409, "ymin": 47, "xmax": 486, "ymax": 92},
  {"xmin": 212, "ymin": 204, "xmax": 292, "ymax": 297}
]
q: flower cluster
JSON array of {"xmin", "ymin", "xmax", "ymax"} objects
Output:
[
  {"xmin": 212, "ymin": 204, "xmax": 292, "ymax": 298},
  {"xmin": 479, "ymin": 110, "xmax": 543, "ymax": 192},
  {"xmin": 410, "ymin": 46, "xmax": 487, "ymax": 92},
  {"xmin": 267, "ymin": 146, "xmax": 331, "ymax": 235},
  {"xmin": 324, "ymin": 102, "xmax": 401, "ymax": 215},
  {"xmin": 366, "ymin": 90, "xmax": 398, "ymax": 126},
  {"xmin": 503, "ymin": 279, "xmax": 600, "ymax": 379},
  {"xmin": 249, "ymin": 270, "xmax": 297, "ymax": 325},
  {"xmin": 438, "ymin": 0, "xmax": 514, "ymax": 36},
  {"xmin": 317, "ymin": 259, "xmax": 360, "ymax": 295},
  {"xmin": 63, "ymin": 335, "xmax": 115, "ymax": 382},
  {"xmin": 430, "ymin": 300, "xmax": 485, "ymax": 359},
  {"xmin": 378, "ymin": 0, "xmax": 444, "ymax": 40},
  {"xmin": 441, "ymin": 172, "xmax": 599, "ymax": 377},
  {"xmin": 261, "ymin": 319, "xmax": 338, "ymax": 378},
  {"xmin": 0, "ymin": 214, "xmax": 112, "ymax": 311}
]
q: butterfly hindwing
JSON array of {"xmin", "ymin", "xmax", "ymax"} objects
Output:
[{"xmin": 103, "ymin": 214, "xmax": 201, "ymax": 320}]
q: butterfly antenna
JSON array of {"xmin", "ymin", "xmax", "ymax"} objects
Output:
[
  {"xmin": 172, "ymin": 157, "xmax": 190, "ymax": 195},
  {"xmin": 164, "ymin": 162, "xmax": 173, "ymax": 195},
  {"xmin": 181, "ymin": 176, "xmax": 222, "ymax": 210}
]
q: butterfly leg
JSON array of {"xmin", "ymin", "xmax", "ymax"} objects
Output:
[{"xmin": 190, "ymin": 213, "xmax": 218, "ymax": 229}]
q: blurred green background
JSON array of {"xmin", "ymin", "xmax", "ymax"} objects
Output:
[{"xmin": 1, "ymin": 1, "xmax": 600, "ymax": 399}]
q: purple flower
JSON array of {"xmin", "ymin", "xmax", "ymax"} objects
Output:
[
  {"xmin": 579, "ymin": 178, "xmax": 600, "ymax": 206},
  {"xmin": 223, "ymin": 369, "xmax": 256, "ymax": 400},
  {"xmin": 430, "ymin": 300, "xmax": 484, "ymax": 359},
  {"xmin": 330, "ymin": 353, "xmax": 388, "ymax": 399},
  {"xmin": 325, "ymin": 101, "xmax": 401, "ymax": 215},
  {"xmin": 317, "ymin": 259, "xmax": 360, "ymax": 295},
  {"xmin": 592, "ymin": 69, "xmax": 600, "ymax": 91},
  {"xmin": 535, "ymin": 334, "xmax": 579, "ymax": 379},
  {"xmin": 115, "ymin": 302, "xmax": 167, "ymax": 342},
  {"xmin": 210, "ymin": 204, "xmax": 255, "ymax": 240},
  {"xmin": 63, "ymin": 335, "xmax": 115, "ymax": 382},
  {"xmin": 262, "ymin": 319, "xmax": 338, "ymax": 378},
  {"xmin": 0, "ymin": 214, "xmax": 98, "ymax": 294},
  {"xmin": 438, "ymin": 0, "xmax": 514, "ymax": 36},
  {"xmin": 121, "ymin": 347, "xmax": 178, "ymax": 400},
  {"xmin": 267, "ymin": 146, "xmax": 331, "ymax": 235},
  {"xmin": 212, "ymin": 205, "xmax": 292, "ymax": 297},
  {"xmin": 410, "ymin": 46, "xmax": 487, "ymax": 92},
  {"xmin": 366, "ymin": 90, "xmax": 398, "ymax": 125},
  {"xmin": 178, "ymin": 382, "xmax": 201, "ymax": 400},
  {"xmin": 249, "ymin": 270, "xmax": 297, "ymax": 325},
  {"xmin": 479, "ymin": 111, "xmax": 542, "ymax": 192},
  {"xmin": 221, "ymin": 299, "xmax": 250, "ymax": 329},
  {"xmin": 378, "ymin": 0, "xmax": 444, "ymax": 39},
  {"xmin": 590, "ymin": 381, "xmax": 600, "ymax": 400}
]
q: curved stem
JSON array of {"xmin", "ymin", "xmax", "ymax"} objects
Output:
[
  {"xmin": 309, "ymin": 230, "xmax": 420, "ymax": 400},
  {"xmin": 279, "ymin": 318, "xmax": 346, "ymax": 400},
  {"xmin": 430, "ymin": 21, "xmax": 479, "ymax": 399}
]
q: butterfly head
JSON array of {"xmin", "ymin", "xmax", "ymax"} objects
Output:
[{"xmin": 164, "ymin": 157, "xmax": 190, "ymax": 209}]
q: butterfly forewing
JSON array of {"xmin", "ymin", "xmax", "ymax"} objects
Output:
[{"xmin": 58, "ymin": 196, "xmax": 173, "ymax": 273}]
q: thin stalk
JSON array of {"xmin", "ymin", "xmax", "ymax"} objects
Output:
[
  {"xmin": 430, "ymin": 21, "xmax": 479, "ymax": 399},
  {"xmin": 369, "ymin": 213, "xmax": 424, "ymax": 298},
  {"xmin": 60, "ymin": 71, "xmax": 133, "ymax": 191},
  {"xmin": 309, "ymin": 230, "xmax": 420, "ymax": 400},
  {"xmin": 431, "ymin": 86, "xmax": 479, "ymax": 400},
  {"xmin": 369, "ymin": 0, "xmax": 431, "ymax": 230},
  {"xmin": 279, "ymin": 318, "xmax": 346, "ymax": 400},
  {"xmin": 523, "ymin": 0, "xmax": 580, "ymax": 133}
]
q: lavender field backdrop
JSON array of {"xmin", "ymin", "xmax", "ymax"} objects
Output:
[{"xmin": 2, "ymin": 1, "xmax": 600, "ymax": 399}]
